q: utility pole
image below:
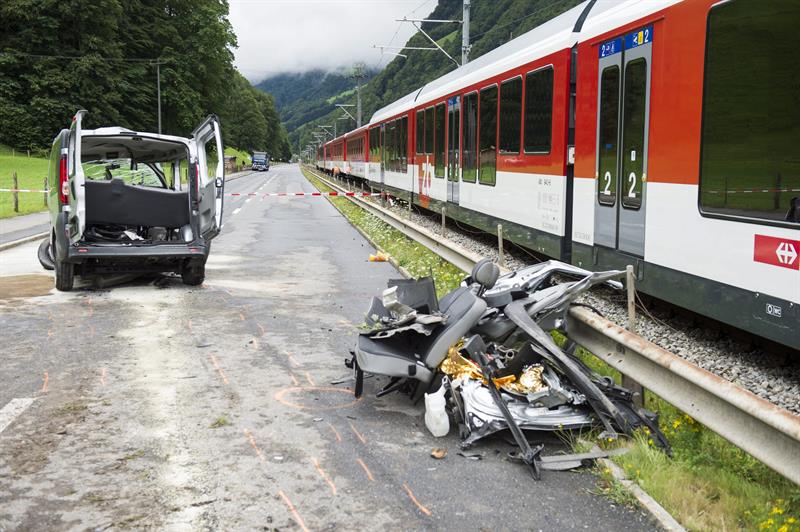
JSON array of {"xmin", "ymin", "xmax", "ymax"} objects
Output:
[
  {"xmin": 351, "ymin": 63, "xmax": 366, "ymax": 128},
  {"xmin": 152, "ymin": 59, "xmax": 167, "ymax": 134},
  {"xmin": 462, "ymin": 0, "xmax": 471, "ymax": 66}
]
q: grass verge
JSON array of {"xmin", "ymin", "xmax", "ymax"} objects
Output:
[
  {"xmin": 303, "ymin": 166, "xmax": 799, "ymax": 531},
  {"xmin": 572, "ymin": 340, "xmax": 799, "ymax": 531},
  {"xmin": 0, "ymin": 146, "xmax": 50, "ymax": 218}
]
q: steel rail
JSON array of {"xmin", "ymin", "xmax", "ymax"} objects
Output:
[{"xmin": 303, "ymin": 166, "xmax": 800, "ymax": 483}]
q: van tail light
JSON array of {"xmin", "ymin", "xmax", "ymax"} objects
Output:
[
  {"xmin": 58, "ymin": 155, "xmax": 69, "ymax": 204},
  {"xmin": 195, "ymin": 163, "xmax": 200, "ymax": 200}
]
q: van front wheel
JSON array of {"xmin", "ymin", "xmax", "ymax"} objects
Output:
[
  {"xmin": 55, "ymin": 258, "xmax": 74, "ymax": 291},
  {"xmin": 181, "ymin": 261, "xmax": 205, "ymax": 286}
]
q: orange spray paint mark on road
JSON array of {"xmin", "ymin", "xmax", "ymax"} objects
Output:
[
  {"xmin": 349, "ymin": 421, "xmax": 366, "ymax": 444},
  {"xmin": 304, "ymin": 371, "xmax": 316, "ymax": 386},
  {"xmin": 251, "ymin": 337, "xmax": 259, "ymax": 350},
  {"xmin": 356, "ymin": 458, "xmax": 374, "ymax": 481},
  {"xmin": 100, "ymin": 367, "xmax": 107, "ymax": 386},
  {"xmin": 239, "ymin": 312, "xmax": 246, "ymax": 321},
  {"xmin": 187, "ymin": 319, "xmax": 193, "ymax": 333},
  {"xmin": 257, "ymin": 323, "xmax": 266, "ymax": 336},
  {"xmin": 290, "ymin": 373, "xmax": 299, "ymax": 386},
  {"xmin": 210, "ymin": 354, "xmax": 229, "ymax": 385},
  {"xmin": 278, "ymin": 490, "xmax": 310, "ymax": 532},
  {"xmin": 86, "ymin": 297, "xmax": 94, "ymax": 318},
  {"xmin": 403, "ymin": 483, "xmax": 432, "ymax": 516},
  {"xmin": 312, "ymin": 458, "xmax": 337, "ymax": 496},
  {"xmin": 41, "ymin": 371, "xmax": 49, "ymax": 393},
  {"xmin": 243, "ymin": 428, "xmax": 265, "ymax": 463},
  {"xmin": 328, "ymin": 423, "xmax": 342, "ymax": 443},
  {"xmin": 286, "ymin": 353, "xmax": 300, "ymax": 367},
  {"xmin": 47, "ymin": 329, "xmax": 53, "ymax": 338}
]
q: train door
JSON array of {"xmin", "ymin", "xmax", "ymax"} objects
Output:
[
  {"xmin": 379, "ymin": 124, "xmax": 385, "ymax": 185},
  {"xmin": 594, "ymin": 26, "xmax": 652, "ymax": 257},
  {"xmin": 447, "ymin": 96, "xmax": 461, "ymax": 204}
]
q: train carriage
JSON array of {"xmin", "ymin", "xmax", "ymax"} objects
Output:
[{"xmin": 323, "ymin": 0, "xmax": 799, "ymax": 349}]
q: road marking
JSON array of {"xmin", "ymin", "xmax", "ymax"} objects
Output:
[
  {"xmin": 232, "ymin": 207, "xmax": 242, "ymax": 216},
  {"xmin": 356, "ymin": 458, "xmax": 374, "ymax": 481},
  {"xmin": 243, "ymin": 428, "xmax": 265, "ymax": 462},
  {"xmin": 328, "ymin": 422, "xmax": 342, "ymax": 443},
  {"xmin": 41, "ymin": 372, "xmax": 49, "ymax": 393},
  {"xmin": 0, "ymin": 398, "xmax": 35, "ymax": 434},
  {"xmin": 290, "ymin": 373, "xmax": 299, "ymax": 386},
  {"xmin": 349, "ymin": 421, "xmax": 366, "ymax": 444},
  {"xmin": 210, "ymin": 354, "xmax": 229, "ymax": 385},
  {"xmin": 312, "ymin": 457, "xmax": 337, "ymax": 496},
  {"xmin": 403, "ymin": 483, "xmax": 432, "ymax": 516},
  {"xmin": 304, "ymin": 371, "xmax": 316, "ymax": 386},
  {"xmin": 278, "ymin": 490, "xmax": 310, "ymax": 532}
]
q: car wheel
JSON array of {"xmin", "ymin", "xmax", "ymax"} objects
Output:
[
  {"xmin": 55, "ymin": 258, "xmax": 74, "ymax": 291},
  {"xmin": 181, "ymin": 262, "xmax": 205, "ymax": 286},
  {"xmin": 38, "ymin": 238, "xmax": 55, "ymax": 271}
]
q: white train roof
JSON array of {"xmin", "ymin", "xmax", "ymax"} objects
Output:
[{"xmin": 369, "ymin": 0, "xmax": 681, "ymax": 125}]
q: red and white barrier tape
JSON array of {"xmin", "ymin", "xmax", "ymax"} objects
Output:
[
  {"xmin": 0, "ymin": 188, "xmax": 380, "ymax": 198},
  {"xmin": 228, "ymin": 191, "xmax": 381, "ymax": 198}
]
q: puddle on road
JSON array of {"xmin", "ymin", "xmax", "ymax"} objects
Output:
[{"xmin": 0, "ymin": 275, "xmax": 53, "ymax": 299}]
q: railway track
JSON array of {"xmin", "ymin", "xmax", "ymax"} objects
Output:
[{"xmin": 303, "ymin": 165, "xmax": 800, "ymax": 484}]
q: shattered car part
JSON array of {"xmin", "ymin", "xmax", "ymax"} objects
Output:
[
  {"xmin": 500, "ymin": 364, "xmax": 546, "ymax": 394},
  {"xmin": 461, "ymin": 335, "xmax": 543, "ymax": 480},
  {"xmin": 458, "ymin": 378, "xmax": 594, "ymax": 446}
]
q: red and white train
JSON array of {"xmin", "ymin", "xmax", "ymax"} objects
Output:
[{"xmin": 316, "ymin": 0, "xmax": 799, "ymax": 350}]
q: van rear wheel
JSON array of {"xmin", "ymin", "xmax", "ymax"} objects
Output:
[
  {"xmin": 181, "ymin": 261, "xmax": 205, "ymax": 286},
  {"xmin": 55, "ymin": 258, "xmax": 74, "ymax": 291}
]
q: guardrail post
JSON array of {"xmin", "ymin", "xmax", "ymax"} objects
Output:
[
  {"xmin": 623, "ymin": 264, "xmax": 644, "ymax": 407},
  {"xmin": 12, "ymin": 172, "xmax": 19, "ymax": 213},
  {"xmin": 441, "ymin": 206, "xmax": 446, "ymax": 236},
  {"xmin": 497, "ymin": 223, "xmax": 506, "ymax": 268}
]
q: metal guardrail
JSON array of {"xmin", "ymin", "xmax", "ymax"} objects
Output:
[{"xmin": 304, "ymin": 166, "xmax": 800, "ymax": 484}]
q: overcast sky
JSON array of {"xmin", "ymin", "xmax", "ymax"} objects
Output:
[{"xmin": 229, "ymin": 0, "xmax": 437, "ymax": 82}]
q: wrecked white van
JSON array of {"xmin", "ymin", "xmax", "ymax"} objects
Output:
[{"xmin": 45, "ymin": 110, "xmax": 225, "ymax": 291}]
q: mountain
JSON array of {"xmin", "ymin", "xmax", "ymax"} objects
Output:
[
  {"xmin": 263, "ymin": 0, "xmax": 580, "ymax": 151},
  {"xmin": 255, "ymin": 68, "xmax": 377, "ymax": 139}
]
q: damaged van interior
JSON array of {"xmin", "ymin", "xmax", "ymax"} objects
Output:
[{"xmin": 81, "ymin": 136, "xmax": 192, "ymax": 245}]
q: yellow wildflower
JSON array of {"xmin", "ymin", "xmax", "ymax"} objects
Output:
[
  {"xmin": 777, "ymin": 525, "xmax": 788, "ymax": 532},
  {"xmin": 787, "ymin": 517, "xmax": 796, "ymax": 524},
  {"xmin": 771, "ymin": 507, "xmax": 784, "ymax": 515},
  {"xmin": 672, "ymin": 419, "xmax": 682, "ymax": 429}
]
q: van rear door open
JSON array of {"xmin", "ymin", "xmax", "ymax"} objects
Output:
[
  {"xmin": 192, "ymin": 115, "xmax": 225, "ymax": 238},
  {"xmin": 68, "ymin": 109, "xmax": 87, "ymax": 243}
]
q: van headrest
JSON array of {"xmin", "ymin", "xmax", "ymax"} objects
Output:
[{"xmin": 471, "ymin": 258, "xmax": 499, "ymax": 290}]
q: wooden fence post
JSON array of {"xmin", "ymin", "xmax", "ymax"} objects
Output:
[{"xmin": 12, "ymin": 172, "xmax": 19, "ymax": 213}]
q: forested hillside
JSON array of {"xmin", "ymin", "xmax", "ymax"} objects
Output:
[
  {"xmin": 0, "ymin": 0, "xmax": 291, "ymax": 159},
  {"xmin": 284, "ymin": 0, "xmax": 579, "ymax": 151},
  {"xmin": 256, "ymin": 68, "xmax": 377, "ymax": 135}
]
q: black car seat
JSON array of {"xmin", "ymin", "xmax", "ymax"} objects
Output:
[{"xmin": 352, "ymin": 259, "xmax": 499, "ymax": 396}]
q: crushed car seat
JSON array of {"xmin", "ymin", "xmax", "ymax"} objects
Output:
[{"xmin": 353, "ymin": 260, "xmax": 497, "ymax": 393}]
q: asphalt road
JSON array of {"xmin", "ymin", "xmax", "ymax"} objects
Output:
[{"xmin": 0, "ymin": 164, "xmax": 652, "ymax": 530}]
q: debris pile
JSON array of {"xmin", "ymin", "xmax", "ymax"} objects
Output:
[{"xmin": 349, "ymin": 260, "xmax": 670, "ymax": 479}]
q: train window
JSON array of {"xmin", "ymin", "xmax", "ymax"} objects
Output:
[
  {"xmin": 425, "ymin": 107, "xmax": 434, "ymax": 154},
  {"xmin": 524, "ymin": 67, "xmax": 553, "ymax": 153},
  {"xmin": 479, "ymin": 85, "xmax": 498, "ymax": 186},
  {"xmin": 435, "ymin": 103, "xmax": 446, "ymax": 178},
  {"xmin": 370, "ymin": 127, "xmax": 379, "ymax": 162},
  {"xmin": 597, "ymin": 66, "xmax": 619, "ymax": 206},
  {"xmin": 462, "ymin": 92, "xmax": 478, "ymax": 183},
  {"xmin": 416, "ymin": 112, "xmax": 424, "ymax": 154},
  {"xmin": 499, "ymin": 77, "xmax": 522, "ymax": 154},
  {"xmin": 621, "ymin": 58, "xmax": 646, "ymax": 209},
  {"xmin": 699, "ymin": 0, "xmax": 800, "ymax": 225}
]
